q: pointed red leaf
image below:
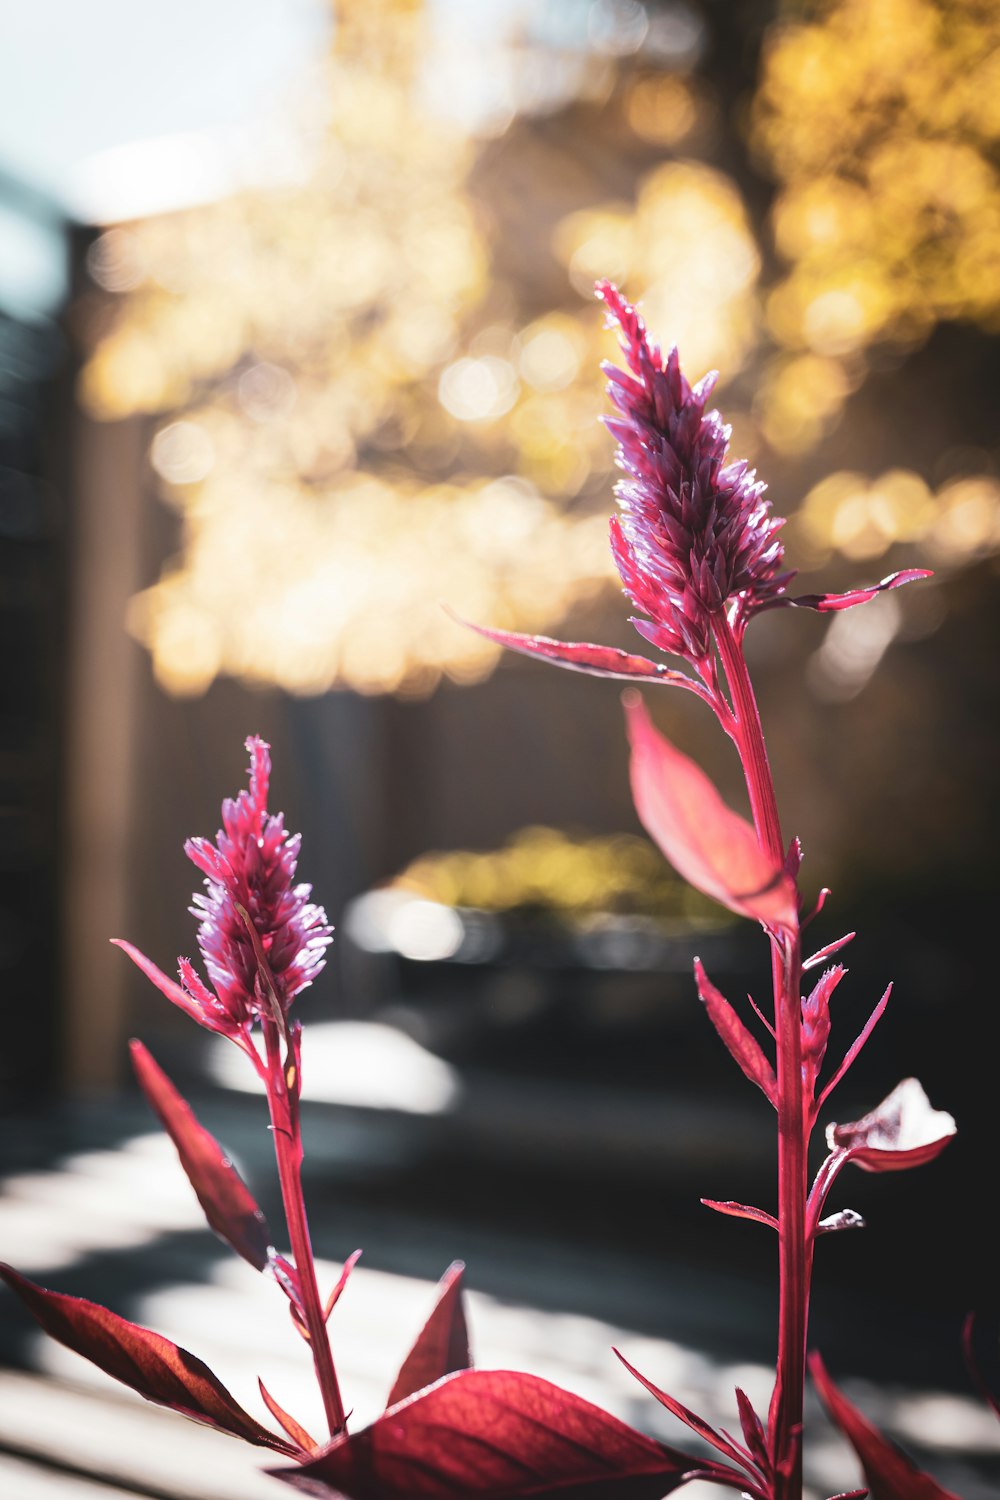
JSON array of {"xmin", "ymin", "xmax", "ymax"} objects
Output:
[
  {"xmin": 811, "ymin": 1354, "xmax": 961, "ymax": 1499},
  {"xmin": 803, "ymin": 932, "xmax": 855, "ymax": 970},
  {"xmin": 271, "ymin": 1368, "xmax": 740, "ymax": 1499},
  {"xmin": 746, "ymin": 992, "xmax": 776, "ymax": 1039},
  {"xmin": 787, "ymin": 569, "xmax": 933, "ymax": 612},
  {"xmin": 324, "ymin": 1249, "xmax": 363, "ymax": 1320},
  {"xmin": 624, "ymin": 693, "xmax": 797, "ymax": 929},
  {"xmin": 734, "ymin": 1388, "xmax": 770, "ymax": 1477},
  {"xmin": 767, "ymin": 1367, "xmax": 784, "ymax": 1455},
  {"xmin": 0, "ymin": 1264, "xmax": 296, "ymax": 1455},
  {"xmin": 827, "ymin": 1078, "xmax": 956, "ymax": 1173},
  {"xmin": 802, "ymin": 886, "xmax": 832, "ymax": 926},
  {"xmin": 113, "ymin": 939, "xmax": 232, "ymax": 1035},
  {"xmin": 695, "ymin": 960, "xmax": 777, "ymax": 1105},
  {"xmin": 802, "ymin": 965, "xmax": 846, "ymax": 1092},
  {"xmin": 259, "ymin": 1378, "xmax": 316, "ymax": 1455},
  {"xmin": 817, "ymin": 984, "xmax": 893, "ymax": 1111},
  {"xmin": 130, "ymin": 1039, "xmax": 272, "ymax": 1271},
  {"xmin": 701, "ymin": 1200, "xmax": 778, "ymax": 1231},
  {"xmin": 452, "ymin": 615, "xmax": 709, "ymax": 695},
  {"xmin": 613, "ymin": 1348, "xmax": 755, "ymax": 1473},
  {"xmin": 386, "ymin": 1261, "xmax": 471, "ymax": 1409}
]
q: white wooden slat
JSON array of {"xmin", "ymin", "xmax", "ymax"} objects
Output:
[{"xmin": 0, "ymin": 1371, "xmax": 286, "ymax": 1500}]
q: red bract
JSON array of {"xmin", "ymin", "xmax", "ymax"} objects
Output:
[
  {"xmin": 811, "ymin": 1355, "xmax": 961, "ymax": 1500},
  {"xmin": 695, "ymin": 959, "xmax": 778, "ymax": 1105},
  {"xmin": 800, "ymin": 965, "xmax": 844, "ymax": 1098},
  {"xmin": 115, "ymin": 737, "xmax": 331, "ymax": 1046},
  {"xmin": 453, "ymin": 615, "xmax": 710, "ymax": 694},
  {"xmin": 783, "ymin": 569, "xmax": 933, "ymax": 614},
  {"xmin": 385, "ymin": 1261, "xmax": 470, "ymax": 1408},
  {"xmin": 129, "ymin": 1038, "xmax": 273, "ymax": 1271},
  {"xmin": 614, "ymin": 1347, "xmax": 771, "ymax": 1489},
  {"xmin": 624, "ymin": 691, "xmax": 796, "ymax": 930}
]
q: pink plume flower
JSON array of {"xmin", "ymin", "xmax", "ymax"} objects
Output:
[
  {"xmin": 598, "ymin": 280, "xmax": 790, "ymax": 661},
  {"xmin": 457, "ymin": 284, "xmax": 929, "ymax": 694},
  {"xmin": 184, "ymin": 737, "xmax": 332, "ymax": 1028},
  {"xmin": 115, "ymin": 738, "xmax": 331, "ymax": 1044}
]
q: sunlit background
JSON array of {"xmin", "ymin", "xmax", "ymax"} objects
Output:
[{"xmin": 2, "ymin": 0, "xmax": 1000, "ymax": 1495}]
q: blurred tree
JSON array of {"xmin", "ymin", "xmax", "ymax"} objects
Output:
[{"xmin": 69, "ymin": 0, "xmax": 1000, "ymax": 895}]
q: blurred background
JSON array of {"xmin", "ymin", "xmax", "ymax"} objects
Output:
[{"xmin": 2, "ymin": 0, "xmax": 1000, "ymax": 1494}]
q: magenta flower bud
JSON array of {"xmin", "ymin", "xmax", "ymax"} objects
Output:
[
  {"xmin": 115, "ymin": 738, "xmax": 332, "ymax": 1044},
  {"xmin": 597, "ymin": 281, "xmax": 790, "ymax": 660},
  {"xmin": 184, "ymin": 737, "xmax": 332, "ymax": 1028}
]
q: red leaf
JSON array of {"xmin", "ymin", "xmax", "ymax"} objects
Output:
[
  {"xmin": 734, "ymin": 1387, "xmax": 770, "ymax": 1477},
  {"xmin": 801, "ymin": 965, "xmax": 846, "ymax": 1093},
  {"xmin": 385, "ymin": 1261, "xmax": 471, "ymax": 1409},
  {"xmin": 259, "ymin": 1378, "xmax": 316, "ymax": 1454},
  {"xmin": 613, "ymin": 1348, "xmax": 755, "ymax": 1474},
  {"xmin": 695, "ymin": 960, "xmax": 777, "ymax": 1105},
  {"xmin": 701, "ymin": 1200, "xmax": 778, "ymax": 1231},
  {"xmin": 787, "ymin": 569, "xmax": 933, "ymax": 613},
  {"xmin": 827, "ymin": 1078, "xmax": 956, "ymax": 1173},
  {"xmin": 113, "ymin": 939, "xmax": 232, "ymax": 1035},
  {"xmin": 271, "ymin": 1368, "xmax": 739, "ymax": 1499},
  {"xmin": 452, "ymin": 615, "xmax": 706, "ymax": 693},
  {"xmin": 0, "ymin": 1264, "xmax": 296, "ymax": 1455},
  {"xmin": 803, "ymin": 932, "xmax": 855, "ymax": 970},
  {"xmin": 130, "ymin": 1039, "xmax": 272, "ymax": 1272},
  {"xmin": 817, "ymin": 984, "xmax": 893, "ymax": 1112},
  {"xmin": 811, "ymin": 1354, "xmax": 961, "ymax": 1499},
  {"xmin": 624, "ymin": 693, "xmax": 796, "ymax": 929},
  {"xmin": 324, "ymin": 1249, "xmax": 363, "ymax": 1320}
]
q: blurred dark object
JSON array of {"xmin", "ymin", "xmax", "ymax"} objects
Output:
[{"xmin": 0, "ymin": 287, "xmax": 70, "ymax": 1106}]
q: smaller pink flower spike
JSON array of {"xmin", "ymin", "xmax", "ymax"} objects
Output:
[
  {"xmin": 117, "ymin": 737, "xmax": 332, "ymax": 1039},
  {"xmin": 185, "ymin": 738, "xmax": 332, "ymax": 1029}
]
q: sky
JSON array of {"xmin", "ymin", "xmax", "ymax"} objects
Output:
[{"xmin": 0, "ymin": 0, "xmax": 329, "ymax": 314}]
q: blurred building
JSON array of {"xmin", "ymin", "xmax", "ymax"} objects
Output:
[{"xmin": 0, "ymin": 171, "xmax": 71, "ymax": 1104}]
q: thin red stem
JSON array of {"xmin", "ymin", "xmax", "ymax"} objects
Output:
[
  {"xmin": 263, "ymin": 1020, "xmax": 346, "ymax": 1438},
  {"xmin": 713, "ymin": 616, "xmax": 783, "ymax": 864},
  {"xmin": 715, "ymin": 613, "xmax": 807, "ymax": 1500}
]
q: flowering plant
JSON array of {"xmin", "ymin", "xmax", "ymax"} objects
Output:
[{"xmin": 0, "ymin": 284, "xmax": 989, "ymax": 1499}]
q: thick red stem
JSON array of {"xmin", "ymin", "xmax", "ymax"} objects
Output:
[
  {"xmin": 715, "ymin": 615, "xmax": 807, "ymax": 1500},
  {"xmin": 263, "ymin": 1021, "xmax": 346, "ymax": 1438}
]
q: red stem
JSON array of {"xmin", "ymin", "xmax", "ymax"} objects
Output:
[
  {"xmin": 715, "ymin": 614, "xmax": 807, "ymax": 1500},
  {"xmin": 263, "ymin": 1020, "xmax": 347, "ymax": 1438}
]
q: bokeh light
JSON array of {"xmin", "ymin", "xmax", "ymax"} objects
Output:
[
  {"xmin": 792, "ymin": 466, "xmax": 1000, "ymax": 569},
  {"xmin": 391, "ymin": 825, "xmax": 732, "ymax": 927},
  {"xmin": 70, "ymin": 0, "xmax": 1000, "ymax": 704},
  {"xmin": 753, "ymin": 0, "xmax": 1000, "ymax": 439}
]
